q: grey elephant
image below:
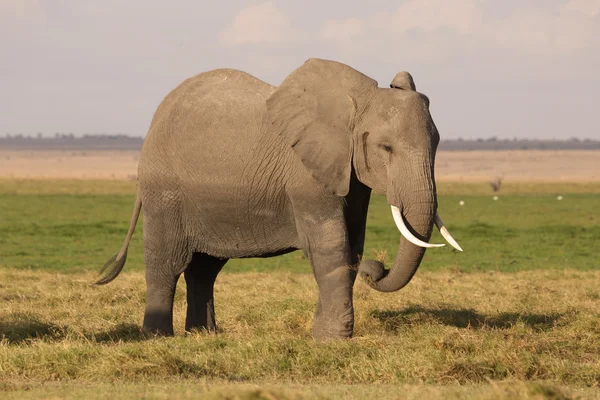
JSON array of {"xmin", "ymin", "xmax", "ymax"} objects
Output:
[{"xmin": 96, "ymin": 58, "xmax": 461, "ymax": 339}]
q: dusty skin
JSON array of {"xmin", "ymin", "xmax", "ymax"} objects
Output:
[{"xmin": 0, "ymin": 149, "xmax": 598, "ymax": 182}]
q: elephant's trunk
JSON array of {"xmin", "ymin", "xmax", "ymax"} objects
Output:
[{"xmin": 359, "ymin": 165, "xmax": 438, "ymax": 292}]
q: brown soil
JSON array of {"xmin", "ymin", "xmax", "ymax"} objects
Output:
[
  {"xmin": 435, "ymin": 150, "xmax": 600, "ymax": 182},
  {"xmin": 0, "ymin": 150, "xmax": 598, "ymax": 182},
  {"xmin": 0, "ymin": 150, "xmax": 139, "ymax": 180}
]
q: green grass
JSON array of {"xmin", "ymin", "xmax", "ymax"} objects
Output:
[{"xmin": 0, "ymin": 180, "xmax": 598, "ymax": 274}]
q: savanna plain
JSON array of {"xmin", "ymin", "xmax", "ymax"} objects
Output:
[{"xmin": 1, "ymin": 151, "xmax": 600, "ymax": 399}]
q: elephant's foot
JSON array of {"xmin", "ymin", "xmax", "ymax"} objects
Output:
[
  {"xmin": 184, "ymin": 326, "xmax": 218, "ymax": 336},
  {"xmin": 312, "ymin": 302, "xmax": 354, "ymax": 340},
  {"xmin": 185, "ymin": 301, "xmax": 218, "ymax": 334},
  {"xmin": 142, "ymin": 310, "xmax": 175, "ymax": 337},
  {"xmin": 143, "ymin": 270, "xmax": 179, "ymax": 337},
  {"xmin": 141, "ymin": 324, "xmax": 174, "ymax": 337}
]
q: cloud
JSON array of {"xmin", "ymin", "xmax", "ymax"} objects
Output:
[
  {"xmin": 488, "ymin": 10, "xmax": 597, "ymax": 54},
  {"xmin": 320, "ymin": 18, "xmax": 365, "ymax": 42},
  {"xmin": 321, "ymin": 0, "xmax": 483, "ymax": 42},
  {"xmin": 487, "ymin": 2, "xmax": 600, "ymax": 54},
  {"xmin": 372, "ymin": 0, "xmax": 482, "ymax": 35},
  {"xmin": 0, "ymin": 0, "xmax": 47, "ymax": 52},
  {"xmin": 220, "ymin": 2, "xmax": 296, "ymax": 46},
  {"xmin": 320, "ymin": 0, "xmax": 600, "ymax": 58},
  {"xmin": 0, "ymin": 0, "xmax": 40, "ymax": 18},
  {"xmin": 563, "ymin": 0, "xmax": 600, "ymax": 17},
  {"xmin": 0, "ymin": 0, "xmax": 45, "ymax": 22}
]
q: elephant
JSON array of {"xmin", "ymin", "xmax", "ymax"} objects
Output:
[{"xmin": 96, "ymin": 58, "xmax": 462, "ymax": 339}]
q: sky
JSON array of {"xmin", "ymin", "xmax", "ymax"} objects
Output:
[{"xmin": 1, "ymin": 0, "xmax": 599, "ymax": 140}]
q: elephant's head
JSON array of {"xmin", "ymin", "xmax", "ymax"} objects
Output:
[{"xmin": 267, "ymin": 58, "xmax": 461, "ymax": 293}]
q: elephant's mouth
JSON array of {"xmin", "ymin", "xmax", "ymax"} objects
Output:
[{"xmin": 390, "ymin": 206, "xmax": 462, "ymax": 251}]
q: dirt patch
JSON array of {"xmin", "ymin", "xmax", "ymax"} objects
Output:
[
  {"xmin": 0, "ymin": 150, "xmax": 139, "ymax": 180},
  {"xmin": 436, "ymin": 150, "xmax": 600, "ymax": 182},
  {"xmin": 0, "ymin": 149, "xmax": 598, "ymax": 182}
]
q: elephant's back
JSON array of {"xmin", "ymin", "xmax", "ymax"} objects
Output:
[
  {"xmin": 164, "ymin": 68, "xmax": 275, "ymax": 109},
  {"xmin": 147, "ymin": 69, "xmax": 274, "ymax": 139},
  {"xmin": 139, "ymin": 68, "xmax": 276, "ymax": 172}
]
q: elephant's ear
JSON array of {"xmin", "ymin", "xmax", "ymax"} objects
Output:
[
  {"xmin": 390, "ymin": 72, "xmax": 416, "ymax": 91},
  {"xmin": 266, "ymin": 58, "xmax": 377, "ymax": 196},
  {"xmin": 390, "ymin": 71, "xmax": 429, "ymax": 106}
]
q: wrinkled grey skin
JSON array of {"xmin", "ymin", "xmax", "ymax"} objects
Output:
[{"xmin": 97, "ymin": 59, "xmax": 441, "ymax": 339}]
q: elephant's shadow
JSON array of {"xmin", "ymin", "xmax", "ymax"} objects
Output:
[
  {"xmin": 370, "ymin": 306, "xmax": 566, "ymax": 332},
  {"xmin": 0, "ymin": 314, "xmax": 148, "ymax": 344}
]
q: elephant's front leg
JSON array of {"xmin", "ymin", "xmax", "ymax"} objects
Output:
[
  {"xmin": 301, "ymin": 218, "xmax": 356, "ymax": 340},
  {"xmin": 312, "ymin": 263, "xmax": 356, "ymax": 339}
]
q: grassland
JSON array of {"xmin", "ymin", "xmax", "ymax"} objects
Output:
[
  {"xmin": 1, "ymin": 179, "xmax": 599, "ymax": 399},
  {"xmin": 1, "ymin": 179, "xmax": 598, "ymax": 274}
]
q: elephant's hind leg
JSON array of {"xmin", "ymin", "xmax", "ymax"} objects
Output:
[
  {"xmin": 143, "ymin": 269, "xmax": 181, "ymax": 336},
  {"xmin": 142, "ymin": 204, "xmax": 189, "ymax": 336},
  {"xmin": 184, "ymin": 253, "xmax": 227, "ymax": 333}
]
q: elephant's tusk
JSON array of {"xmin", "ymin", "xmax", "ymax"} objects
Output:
[
  {"xmin": 435, "ymin": 213, "xmax": 463, "ymax": 252},
  {"xmin": 390, "ymin": 206, "xmax": 445, "ymax": 248}
]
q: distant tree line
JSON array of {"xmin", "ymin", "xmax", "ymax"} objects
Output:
[
  {"xmin": 438, "ymin": 136, "xmax": 600, "ymax": 151},
  {"xmin": 1, "ymin": 134, "xmax": 599, "ymax": 151},
  {"xmin": 0, "ymin": 134, "xmax": 144, "ymax": 151}
]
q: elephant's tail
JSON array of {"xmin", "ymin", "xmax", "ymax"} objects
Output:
[{"xmin": 94, "ymin": 190, "xmax": 142, "ymax": 285}]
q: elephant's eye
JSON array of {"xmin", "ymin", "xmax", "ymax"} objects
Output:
[{"xmin": 380, "ymin": 144, "xmax": 393, "ymax": 153}]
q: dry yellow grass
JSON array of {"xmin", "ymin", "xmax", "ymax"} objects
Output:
[
  {"xmin": 1, "ymin": 269, "xmax": 599, "ymax": 398},
  {"xmin": 0, "ymin": 381, "xmax": 592, "ymax": 399}
]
